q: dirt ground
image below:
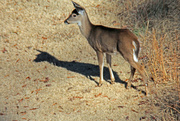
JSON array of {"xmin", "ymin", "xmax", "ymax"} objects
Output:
[{"xmin": 0, "ymin": 0, "xmax": 179, "ymax": 121}]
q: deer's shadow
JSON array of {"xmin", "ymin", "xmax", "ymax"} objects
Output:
[
  {"xmin": 33, "ymin": 50, "xmax": 126, "ymax": 85},
  {"xmin": 33, "ymin": 50, "xmax": 145, "ymax": 94}
]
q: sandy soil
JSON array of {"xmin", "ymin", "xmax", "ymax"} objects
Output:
[{"xmin": 0, "ymin": 0, "xmax": 179, "ymax": 121}]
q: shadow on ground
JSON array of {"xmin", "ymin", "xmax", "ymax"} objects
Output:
[
  {"xmin": 34, "ymin": 50, "xmax": 125, "ymax": 84},
  {"xmin": 33, "ymin": 50, "xmax": 145, "ymax": 94}
]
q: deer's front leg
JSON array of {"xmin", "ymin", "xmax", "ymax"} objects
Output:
[
  {"xmin": 106, "ymin": 54, "xmax": 115, "ymax": 84},
  {"xmin": 96, "ymin": 51, "xmax": 104, "ymax": 86}
]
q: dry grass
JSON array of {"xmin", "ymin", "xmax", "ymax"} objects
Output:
[
  {"xmin": 0, "ymin": 0, "xmax": 179, "ymax": 120},
  {"xmin": 126, "ymin": 0, "xmax": 180, "ymax": 119},
  {"xmin": 126, "ymin": 0, "xmax": 180, "ymax": 120}
]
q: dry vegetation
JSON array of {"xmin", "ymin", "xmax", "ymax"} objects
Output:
[{"xmin": 0, "ymin": 0, "xmax": 179, "ymax": 121}]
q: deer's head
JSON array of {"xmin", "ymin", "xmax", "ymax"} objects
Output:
[{"xmin": 64, "ymin": 1, "xmax": 86, "ymax": 26}]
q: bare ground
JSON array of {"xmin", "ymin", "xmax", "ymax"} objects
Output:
[{"xmin": 0, "ymin": 0, "xmax": 179, "ymax": 121}]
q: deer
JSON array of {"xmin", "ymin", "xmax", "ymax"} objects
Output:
[{"xmin": 64, "ymin": 1, "xmax": 150, "ymax": 96}]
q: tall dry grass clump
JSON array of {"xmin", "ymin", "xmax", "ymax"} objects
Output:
[
  {"xmin": 148, "ymin": 29, "xmax": 178, "ymax": 84},
  {"xmin": 137, "ymin": 0, "xmax": 179, "ymax": 85}
]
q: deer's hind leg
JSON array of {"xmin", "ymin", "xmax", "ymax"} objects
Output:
[
  {"xmin": 118, "ymin": 46, "xmax": 149, "ymax": 95},
  {"xmin": 128, "ymin": 59, "xmax": 149, "ymax": 96},
  {"xmin": 127, "ymin": 66, "xmax": 136, "ymax": 88}
]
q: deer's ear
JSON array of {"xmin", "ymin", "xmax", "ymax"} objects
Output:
[{"xmin": 72, "ymin": 1, "xmax": 85, "ymax": 15}]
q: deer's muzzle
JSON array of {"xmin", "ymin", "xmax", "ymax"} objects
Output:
[{"xmin": 64, "ymin": 20, "xmax": 69, "ymax": 25}]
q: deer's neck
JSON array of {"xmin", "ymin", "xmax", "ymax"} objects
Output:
[{"xmin": 78, "ymin": 13, "xmax": 93, "ymax": 39}]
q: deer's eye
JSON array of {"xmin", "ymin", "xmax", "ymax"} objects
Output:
[{"xmin": 72, "ymin": 14, "xmax": 77, "ymax": 17}]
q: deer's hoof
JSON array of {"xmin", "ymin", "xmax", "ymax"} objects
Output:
[
  {"xmin": 126, "ymin": 82, "xmax": 131, "ymax": 89},
  {"xmin": 146, "ymin": 92, "xmax": 150, "ymax": 97},
  {"xmin": 126, "ymin": 85, "xmax": 131, "ymax": 89},
  {"xmin": 98, "ymin": 83, "xmax": 102, "ymax": 87},
  {"xmin": 126, "ymin": 86, "xmax": 130, "ymax": 89}
]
